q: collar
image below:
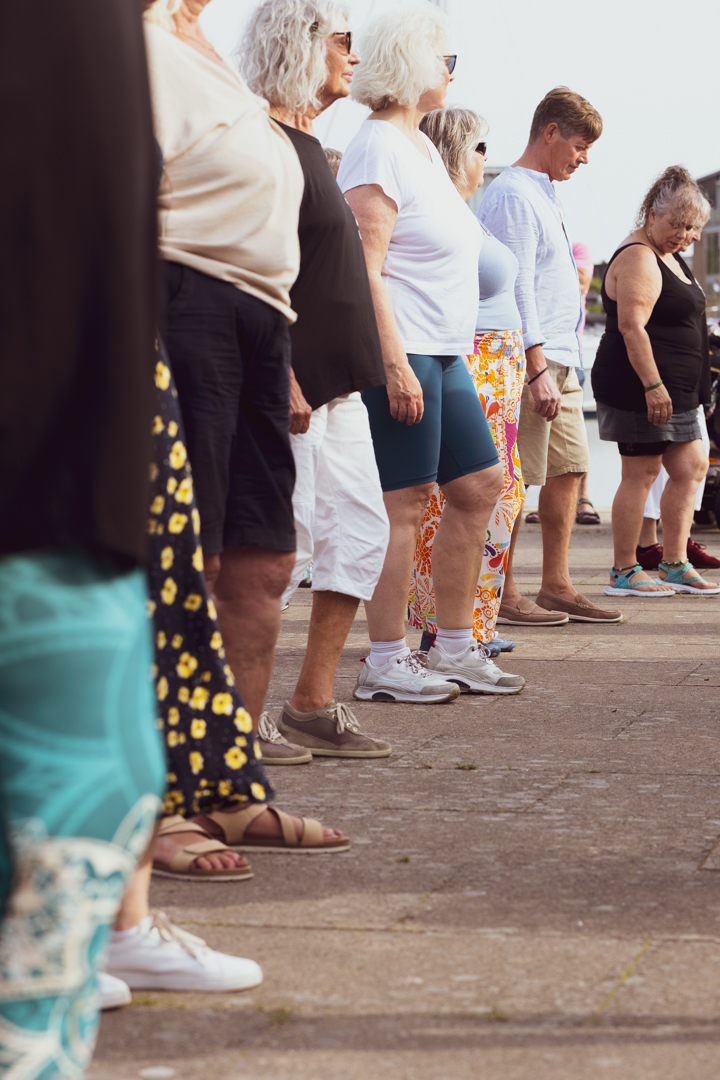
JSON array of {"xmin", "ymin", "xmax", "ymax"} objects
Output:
[{"xmin": 510, "ymin": 165, "xmax": 556, "ymax": 199}]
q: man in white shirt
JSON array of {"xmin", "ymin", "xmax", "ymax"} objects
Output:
[{"xmin": 480, "ymin": 87, "xmax": 621, "ymax": 625}]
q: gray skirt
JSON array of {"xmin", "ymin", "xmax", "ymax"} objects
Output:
[{"xmin": 596, "ymin": 401, "xmax": 702, "ymax": 444}]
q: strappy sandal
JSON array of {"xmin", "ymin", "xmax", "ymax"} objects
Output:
[
  {"xmin": 525, "ymin": 510, "xmax": 540, "ymax": 524},
  {"xmin": 152, "ymin": 815, "xmax": 254, "ymax": 882},
  {"xmin": 576, "ymin": 498, "xmax": 601, "ymax": 525},
  {"xmin": 604, "ymin": 563, "xmax": 673, "ymax": 597},
  {"xmin": 657, "ymin": 559, "xmax": 720, "ymax": 596},
  {"xmin": 203, "ymin": 805, "xmax": 350, "ymax": 854}
]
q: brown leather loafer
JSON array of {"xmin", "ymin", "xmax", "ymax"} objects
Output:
[
  {"xmin": 536, "ymin": 588, "xmax": 622, "ymax": 623},
  {"xmin": 496, "ymin": 596, "xmax": 569, "ymax": 626}
]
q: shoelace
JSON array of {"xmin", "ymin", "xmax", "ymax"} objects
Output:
[
  {"xmin": 469, "ymin": 642, "xmax": 492, "ymax": 661},
  {"xmin": 327, "ymin": 701, "xmax": 361, "ymax": 734},
  {"xmin": 150, "ymin": 910, "xmax": 207, "ymax": 959},
  {"xmin": 400, "ymin": 650, "xmax": 432, "ymax": 677},
  {"xmin": 257, "ymin": 711, "xmax": 284, "ymax": 743}
]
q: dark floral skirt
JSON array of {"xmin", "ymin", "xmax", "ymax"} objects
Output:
[{"xmin": 149, "ymin": 342, "xmax": 273, "ymax": 816}]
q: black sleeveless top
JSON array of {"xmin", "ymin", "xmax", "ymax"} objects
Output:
[{"xmin": 591, "ymin": 243, "xmax": 708, "ymax": 413}]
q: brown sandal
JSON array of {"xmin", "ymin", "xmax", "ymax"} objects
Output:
[
  {"xmin": 153, "ymin": 815, "xmax": 254, "ymax": 882},
  {"xmin": 576, "ymin": 498, "xmax": 601, "ymax": 525},
  {"xmin": 203, "ymin": 805, "xmax": 350, "ymax": 854}
]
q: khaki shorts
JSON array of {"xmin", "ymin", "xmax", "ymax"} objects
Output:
[{"xmin": 517, "ymin": 361, "xmax": 590, "ymax": 487}]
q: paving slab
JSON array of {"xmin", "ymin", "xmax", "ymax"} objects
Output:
[{"xmin": 91, "ymin": 521, "xmax": 720, "ymax": 1080}]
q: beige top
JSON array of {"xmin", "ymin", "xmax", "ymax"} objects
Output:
[{"xmin": 144, "ymin": 23, "xmax": 303, "ymax": 322}]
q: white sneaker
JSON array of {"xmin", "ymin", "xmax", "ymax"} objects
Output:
[
  {"xmin": 104, "ymin": 910, "xmax": 263, "ymax": 992},
  {"xmin": 426, "ymin": 640, "xmax": 525, "ymax": 695},
  {"xmin": 354, "ymin": 649, "xmax": 460, "ymax": 704},
  {"xmin": 98, "ymin": 971, "xmax": 131, "ymax": 1010}
]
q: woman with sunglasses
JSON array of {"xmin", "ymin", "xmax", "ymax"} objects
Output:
[
  {"xmin": 339, "ymin": 2, "xmax": 525, "ymax": 700},
  {"xmin": 408, "ymin": 107, "xmax": 527, "ymax": 651}
]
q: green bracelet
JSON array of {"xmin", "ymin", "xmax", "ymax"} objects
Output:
[{"xmin": 643, "ymin": 380, "xmax": 663, "ymax": 392}]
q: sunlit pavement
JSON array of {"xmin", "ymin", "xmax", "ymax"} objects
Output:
[{"xmin": 91, "ymin": 517, "xmax": 720, "ymax": 1080}]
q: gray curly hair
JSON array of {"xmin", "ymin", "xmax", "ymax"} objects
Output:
[
  {"xmin": 636, "ymin": 165, "xmax": 710, "ymax": 229},
  {"xmin": 236, "ymin": 0, "xmax": 349, "ymax": 114}
]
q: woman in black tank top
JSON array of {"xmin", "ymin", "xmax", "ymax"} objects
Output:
[{"xmin": 590, "ymin": 166, "xmax": 719, "ymax": 597}]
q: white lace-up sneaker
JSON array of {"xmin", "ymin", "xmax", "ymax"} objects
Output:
[
  {"xmin": 353, "ymin": 649, "xmax": 460, "ymax": 704},
  {"xmin": 98, "ymin": 971, "xmax": 131, "ymax": 1010},
  {"xmin": 105, "ymin": 910, "xmax": 263, "ymax": 992},
  {"xmin": 426, "ymin": 639, "xmax": 525, "ymax": 695}
]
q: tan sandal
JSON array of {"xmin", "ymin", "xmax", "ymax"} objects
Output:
[
  {"xmin": 153, "ymin": 815, "xmax": 254, "ymax": 881},
  {"xmin": 203, "ymin": 805, "xmax": 350, "ymax": 854}
]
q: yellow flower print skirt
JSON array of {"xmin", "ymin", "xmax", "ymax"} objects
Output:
[{"xmin": 409, "ymin": 330, "xmax": 526, "ymax": 643}]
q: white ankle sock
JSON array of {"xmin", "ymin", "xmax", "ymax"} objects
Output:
[
  {"xmin": 436, "ymin": 627, "xmax": 474, "ymax": 655},
  {"xmin": 369, "ymin": 637, "xmax": 409, "ymax": 666}
]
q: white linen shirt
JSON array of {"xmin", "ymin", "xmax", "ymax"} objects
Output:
[{"xmin": 478, "ymin": 166, "xmax": 583, "ymax": 367}]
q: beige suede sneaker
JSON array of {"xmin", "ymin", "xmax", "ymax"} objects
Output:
[{"xmin": 277, "ymin": 700, "xmax": 392, "ymax": 758}]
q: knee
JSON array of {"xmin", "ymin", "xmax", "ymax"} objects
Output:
[
  {"xmin": 443, "ymin": 464, "xmax": 503, "ymax": 514},
  {"xmin": 214, "ymin": 548, "xmax": 296, "ymax": 603}
]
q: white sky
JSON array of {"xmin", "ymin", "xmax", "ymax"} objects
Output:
[{"xmin": 202, "ymin": 0, "xmax": 720, "ymax": 262}]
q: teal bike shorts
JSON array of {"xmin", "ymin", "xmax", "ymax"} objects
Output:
[{"xmin": 362, "ymin": 353, "xmax": 499, "ymax": 491}]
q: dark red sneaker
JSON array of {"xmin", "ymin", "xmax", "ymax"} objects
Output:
[
  {"xmin": 636, "ymin": 543, "xmax": 663, "ymax": 570},
  {"xmin": 687, "ymin": 538, "xmax": 720, "ymax": 569}
]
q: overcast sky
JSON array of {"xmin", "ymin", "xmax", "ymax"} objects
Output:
[{"xmin": 202, "ymin": 0, "xmax": 720, "ymax": 262}]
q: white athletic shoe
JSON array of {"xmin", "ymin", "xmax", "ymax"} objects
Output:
[
  {"xmin": 426, "ymin": 640, "xmax": 525, "ymax": 695},
  {"xmin": 354, "ymin": 649, "xmax": 460, "ymax": 704},
  {"xmin": 104, "ymin": 910, "xmax": 263, "ymax": 992},
  {"xmin": 98, "ymin": 971, "xmax": 131, "ymax": 1010}
]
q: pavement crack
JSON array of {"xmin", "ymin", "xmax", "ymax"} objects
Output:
[{"xmin": 588, "ymin": 938, "xmax": 654, "ymax": 1023}]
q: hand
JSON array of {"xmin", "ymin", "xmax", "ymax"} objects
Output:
[
  {"xmin": 289, "ymin": 371, "xmax": 312, "ymax": 435},
  {"xmin": 645, "ymin": 384, "xmax": 672, "ymax": 426},
  {"xmin": 528, "ymin": 369, "xmax": 561, "ymax": 422},
  {"xmin": 387, "ymin": 364, "xmax": 424, "ymax": 425}
]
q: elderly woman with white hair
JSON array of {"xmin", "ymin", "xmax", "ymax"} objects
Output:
[
  {"xmin": 407, "ymin": 107, "xmax": 526, "ymax": 652},
  {"xmin": 339, "ymin": 2, "xmax": 525, "ymax": 699},
  {"xmin": 592, "ymin": 166, "xmax": 720, "ymax": 596}
]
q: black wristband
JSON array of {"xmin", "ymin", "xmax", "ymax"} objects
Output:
[{"xmin": 528, "ymin": 366, "xmax": 549, "ymax": 386}]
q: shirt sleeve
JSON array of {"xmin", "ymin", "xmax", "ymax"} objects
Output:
[
  {"xmin": 337, "ymin": 129, "xmax": 405, "ymax": 212},
  {"xmin": 479, "ymin": 192, "xmax": 544, "ymax": 352}
]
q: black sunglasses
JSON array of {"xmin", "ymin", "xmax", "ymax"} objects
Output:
[
  {"xmin": 475, "ymin": 141, "xmax": 487, "ymax": 156},
  {"xmin": 443, "ymin": 54, "xmax": 457, "ymax": 74},
  {"xmin": 330, "ymin": 30, "xmax": 352, "ymax": 54}
]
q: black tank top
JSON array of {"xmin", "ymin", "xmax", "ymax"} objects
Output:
[{"xmin": 591, "ymin": 243, "xmax": 707, "ymax": 413}]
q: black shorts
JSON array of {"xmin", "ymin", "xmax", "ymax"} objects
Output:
[
  {"xmin": 618, "ymin": 441, "xmax": 670, "ymax": 457},
  {"xmin": 162, "ymin": 262, "xmax": 295, "ymax": 555}
]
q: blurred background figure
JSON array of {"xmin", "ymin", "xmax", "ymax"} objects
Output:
[
  {"xmin": 323, "ymin": 146, "xmax": 343, "ymax": 177},
  {"xmin": 0, "ymin": 1, "xmax": 166, "ymax": 1074},
  {"xmin": 573, "ymin": 241, "xmax": 602, "ymax": 525}
]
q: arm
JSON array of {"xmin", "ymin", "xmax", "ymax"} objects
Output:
[
  {"xmin": 289, "ymin": 368, "xmax": 312, "ymax": 435},
  {"xmin": 344, "ymin": 184, "xmax": 424, "ymax": 425},
  {"xmin": 613, "ymin": 247, "xmax": 671, "ymax": 425},
  {"xmin": 481, "ymin": 195, "xmax": 561, "ymax": 421}
]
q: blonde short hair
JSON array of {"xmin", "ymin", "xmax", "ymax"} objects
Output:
[
  {"xmin": 350, "ymin": 1, "xmax": 449, "ymax": 112},
  {"xmin": 143, "ymin": 0, "xmax": 182, "ymax": 33},
  {"xmin": 420, "ymin": 107, "xmax": 488, "ymax": 188},
  {"xmin": 529, "ymin": 86, "xmax": 603, "ymax": 144},
  {"xmin": 237, "ymin": 0, "xmax": 349, "ymax": 114}
]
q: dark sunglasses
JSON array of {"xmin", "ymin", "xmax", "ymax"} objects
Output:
[
  {"xmin": 330, "ymin": 30, "xmax": 352, "ymax": 54},
  {"xmin": 475, "ymin": 141, "xmax": 487, "ymax": 156},
  {"xmin": 443, "ymin": 54, "xmax": 457, "ymax": 74}
]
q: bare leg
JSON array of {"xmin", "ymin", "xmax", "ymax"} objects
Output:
[
  {"xmin": 205, "ymin": 546, "xmax": 296, "ymax": 731},
  {"xmin": 289, "ymin": 591, "xmax": 360, "ymax": 712},
  {"xmin": 499, "ymin": 510, "xmax": 523, "ymax": 606},
  {"xmin": 638, "ymin": 517, "xmax": 659, "ymax": 547},
  {"xmin": 538, "ymin": 472, "xmax": 583, "ymax": 599},
  {"xmin": 659, "ymin": 441, "xmax": 715, "ymax": 589},
  {"xmin": 432, "ymin": 465, "xmax": 504, "ymax": 628},
  {"xmin": 364, "ymin": 484, "xmax": 434, "ymax": 642},
  {"xmin": 115, "ymin": 862, "xmax": 152, "ymax": 932},
  {"xmin": 609, "ymin": 454, "xmax": 669, "ymax": 593},
  {"xmin": 577, "ymin": 473, "xmax": 589, "ymax": 501}
]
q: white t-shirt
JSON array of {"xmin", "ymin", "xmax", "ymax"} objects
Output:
[
  {"xmin": 338, "ymin": 118, "xmax": 483, "ymax": 356},
  {"xmin": 145, "ymin": 23, "xmax": 304, "ymax": 323}
]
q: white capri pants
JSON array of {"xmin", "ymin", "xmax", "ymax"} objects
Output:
[
  {"xmin": 644, "ymin": 405, "xmax": 710, "ymax": 518},
  {"xmin": 282, "ymin": 392, "xmax": 390, "ymax": 605}
]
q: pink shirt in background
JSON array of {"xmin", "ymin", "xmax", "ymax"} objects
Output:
[{"xmin": 572, "ymin": 241, "xmax": 594, "ymax": 352}]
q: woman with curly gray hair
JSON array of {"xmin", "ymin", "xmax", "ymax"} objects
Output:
[
  {"xmin": 235, "ymin": 0, "xmax": 393, "ymax": 764},
  {"xmin": 338, "ymin": 3, "xmax": 525, "ymax": 702},
  {"xmin": 592, "ymin": 166, "xmax": 719, "ymax": 597}
]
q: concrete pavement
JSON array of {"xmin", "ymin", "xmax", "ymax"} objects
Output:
[{"xmin": 90, "ymin": 517, "xmax": 720, "ymax": 1080}]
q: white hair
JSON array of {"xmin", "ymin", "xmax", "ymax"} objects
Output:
[
  {"xmin": 420, "ymin": 107, "xmax": 488, "ymax": 188},
  {"xmin": 236, "ymin": 0, "xmax": 349, "ymax": 114},
  {"xmin": 350, "ymin": 1, "xmax": 449, "ymax": 112},
  {"xmin": 143, "ymin": 0, "xmax": 182, "ymax": 33}
]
